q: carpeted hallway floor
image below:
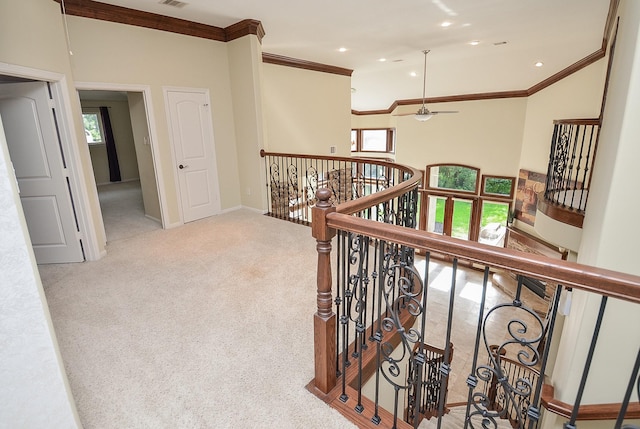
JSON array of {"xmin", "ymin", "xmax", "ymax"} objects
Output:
[{"xmin": 39, "ymin": 183, "xmax": 356, "ymax": 428}]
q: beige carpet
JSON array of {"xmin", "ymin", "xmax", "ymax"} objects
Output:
[
  {"xmin": 39, "ymin": 209, "xmax": 356, "ymax": 429},
  {"xmin": 97, "ymin": 180, "xmax": 161, "ymax": 242}
]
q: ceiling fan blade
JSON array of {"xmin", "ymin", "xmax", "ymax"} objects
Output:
[
  {"xmin": 431, "ymin": 110, "xmax": 459, "ymax": 114},
  {"xmin": 392, "ymin": 112, "xmax": 420, "ymax": 116}
]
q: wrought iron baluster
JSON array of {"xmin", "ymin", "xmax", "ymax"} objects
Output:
[
  {"xmin": 465, "ymin": 266, "xmax": 491, "ymax": 429},
  {"xmin": 527, "ymin": 284, "xmax": 563, "ymax": 429},
  {"xmin": 436, "ymin": 258, "xmax": 458, "ymax": 429},
  {"xmin": 579, "ymin": 124, "xmax": 597, "ymax": 211},
  {"xmin": 571, "ymin": 126, "xmax": 587, "ymax": 210},
  {"xmin": 339, "ymin": 231, "xmax": 350, "ymax": 402},
  {"xmin": 616, "ymin": 346, "xmax": 640, "ymax": 429},
  {"xmin": 354, "ymin": 235, "xmax": 370, "ymax": 415},
  {"xmin": 564, "ymin": 297, "xmax": 608, "ymax": 429},
  {"xmin": 545, "ymin": 124, "xmax": 561, "ymax": 200},
  {"xmin": 410, "ymin": 252, "xmax": 431, "ymax": 429},
  {"xmin": 335, "ymin": 230, "xmax": 343, "ymax": 379},
  {"xmin": 562, "ymin": 124, "xmax": 580, "ymax": 207},
  {"xmin": 466, "ymin": 269, "xmax": 545, "ymax": 429}
]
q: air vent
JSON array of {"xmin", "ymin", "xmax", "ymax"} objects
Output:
[{"xmin": 158, "ymin": 0, "xmax": 187, "ymax": 8}]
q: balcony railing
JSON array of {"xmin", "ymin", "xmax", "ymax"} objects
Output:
[
  {"xmin": 309, "ymin": 159, "xmax": 640, "ymax": 429},
  {"xmin": 260, "ymin": 150, "xmax": 414, "ymax": 226},
  {"xmin": 542, "ymin": 119, "xmax": 600, "ymax": 227}
]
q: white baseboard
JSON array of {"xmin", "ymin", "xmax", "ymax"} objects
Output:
[
  {"xmin": 145, "ymin": 213, "xmax": 162, "ymax": 223},
  {"xmin": 163, "ymin": 220, "xmax": 183, "ymax": 229},
  {"xmin": 240, "ymin": 205, "xmax": 267, "ymax": 214},
  {"xmin": 219, "ymin": 205, "xmax": 242, "ymax": 214}
]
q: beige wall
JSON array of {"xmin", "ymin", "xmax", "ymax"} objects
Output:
[
  {"xmin": 67, "ymin": 16, "xmax": 242, "ymax": 222},
  {"xmin": 354, "ymin": 98, "xmax": 528, "ymax": 178},
  {"xmin": 520, "ymin": 60, "xmax": 606, "ymax": 174},
  {"xmin": 262, "ymin": 63, "xmax": 352, "ymax": 157},
  {"xmin": 81, "ymin": 99, "xmax": 139, "ymax": 184},
  {"xmin": 128, "ymin": 92, "xmax": 162, "ymax": 221},
  {"xmin": 543, "ymin": 2, "xmax": 640, "ymax": 427},
  {"xmin": 227, "ymin": 36, "xmax": 265, "ymax": 210}
]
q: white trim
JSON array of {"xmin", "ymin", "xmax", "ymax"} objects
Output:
[
  {"xmin": 163, "ymin": 220, "xmax": 183, "ymax": 229},
  {"xmin": 220, "ymin": 205, "xmax": 243, "ymax": 214},
  {"xmin": 144, "ymin": 213, "xmax": 162, "ymax": 224},
  {"xmin": 49, "ymin": 79, "xmax": 104, "ymax": 261},
  {"xmin": 0, "ymin": 62, "xmax": 104, "ymax": 262},
  {"xmin": 75, "ymin": 81, "xmax": 170, "ymax": 230},
  {"xmin": 239, "ymin": 205, "xmax": 267, "ymax": 215}
]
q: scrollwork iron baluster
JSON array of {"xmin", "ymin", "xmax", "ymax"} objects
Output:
[{"xmin": 466, "ymin": 289, "xmax": 545, "ymax": 429}]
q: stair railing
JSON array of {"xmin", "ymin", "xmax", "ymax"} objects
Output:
[
  {"xmin": 260, "ymin": 150, "xmax": 413, "ymax": 225},
  {"xmin": 544, "ymin": 118, "xmax": 600, "ymax": 214},
  {"xmin": 310, "ymin": 179, "xmax": 640, "ymax": 429}
]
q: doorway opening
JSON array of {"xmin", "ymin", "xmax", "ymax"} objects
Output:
[{"xmin": 78, "ymin": 90, "xmax": 162, "ymax": 242}]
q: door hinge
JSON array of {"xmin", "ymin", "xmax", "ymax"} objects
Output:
[{"xmin": 48, "ymin": 98, "xmax": 55, "ymax": 109}]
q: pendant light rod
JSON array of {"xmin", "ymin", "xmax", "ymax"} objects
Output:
[{"xmin": 421, "ymin": 49, "xmax": 430, "ymax": 108}]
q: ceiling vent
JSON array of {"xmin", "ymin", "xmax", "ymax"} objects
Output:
[{"xmin": 158, "ymin": 0, "xmax": 187, "ymax": 8}]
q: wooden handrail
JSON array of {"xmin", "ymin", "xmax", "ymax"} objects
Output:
[
  {"xmin": 260, "ymin": 149, "xmax": 410, "ymax": 172},
  {"xmin": 335, "ymin": 165, "xmax": 421, "ymax": 215},
  {"xmin": 541, "ymin": 384, "xmax": 640, "ymax": 420},
  {"xmin": 553, "ymin": 118, "xmax": 601, "ymax": 125},
  {"xmin": 324, "ymin": 212, "xmax": 640, "ymax": 305}
]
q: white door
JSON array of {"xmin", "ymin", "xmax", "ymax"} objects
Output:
[
  {"xmin": 0, "ymin": 82, "xmax": 84, "ymax": 263},
  {"xmin": 166, "ymin": 90, "xmax": 221, "ymax": 223}
]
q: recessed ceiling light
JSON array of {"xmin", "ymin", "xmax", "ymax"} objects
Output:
[
  {"xmin": 378, "ymin": 58, "xmax": 387, "ymax": 62},
  {"xmin": 338, "ymin": 47, "xmax": 347, "ymax": 52},
  {"xmin": 410, "ymin": 71, "xmax": 417, "ymax": 77},
  {"xmin": 535, "ymin": 61, "xmax": 544, "ymax": 67},
  {"xmin": 469, "ymin": 40, "xmax": 480, "ymax": 46}
]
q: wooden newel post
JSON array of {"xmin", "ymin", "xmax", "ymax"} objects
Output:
[{"xmin": 311, "ymin": 188, "xmax": 337, "ymax": 394}]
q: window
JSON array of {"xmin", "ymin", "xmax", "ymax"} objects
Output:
[
  {"xmin": 351, "ymin": 128, "xmax": 395, "ymax": 153},
  {"xmin": 426, "ymin": 164, "xmax": 479, "ymax": 194},
  {"xmin": 481, "ymin": 175, "xmax": 515, "ymax": 199},
  {"xmin": 82, "ymin": 109, "xmax": 105, "ymax": 145},
  {"xmin": 420, "ymin": 164, "xmax": 515, "ymax": 248}
]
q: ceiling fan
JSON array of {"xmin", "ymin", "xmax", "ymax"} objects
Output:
[{"xmin": 394, "ymin": 50, "xmax": 458, "ymax": 121}]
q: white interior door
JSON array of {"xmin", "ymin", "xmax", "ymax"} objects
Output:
[
  {"xmin": 0, "ymin": 82, "xmax": 84, "ymax": 263},
  {"xmin": 166, "ymin": 89, "xmax": 221, "ymax": 223}
]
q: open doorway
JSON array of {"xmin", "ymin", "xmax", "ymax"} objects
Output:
[{"xmin": 78, "ymin": 90, "xmax": 162, "ymax": 242}]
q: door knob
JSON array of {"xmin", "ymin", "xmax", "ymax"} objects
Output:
[{"xmin": 179, "ymin": 164, "xmax": 187, "ymax": 169}]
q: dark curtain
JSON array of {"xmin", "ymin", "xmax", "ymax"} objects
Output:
[{"xmin": 100, "ymin": 106, "xmax": 121, "ymax": 182}]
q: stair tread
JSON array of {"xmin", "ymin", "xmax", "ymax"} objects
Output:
[{"xmin": 420, "ymin": 406, "xmax": 514, "ymax": 429}]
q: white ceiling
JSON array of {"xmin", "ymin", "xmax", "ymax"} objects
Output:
[{"xmin": 92, "ymin": 0, "xmax": 611, "ymax": 111}]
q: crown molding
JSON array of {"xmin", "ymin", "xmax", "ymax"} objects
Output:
[
  {"xmin": 262, "ymin": 53, "xmax": 353, "ymax": 77},
  {"xmin": 225, "ymin": 19, "xmax": 265, "ymax": 43},
  {"xmin": 52, "ymin": 0, "xmax": 264, "ymax": 43}
]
